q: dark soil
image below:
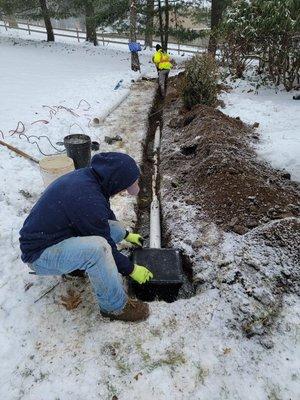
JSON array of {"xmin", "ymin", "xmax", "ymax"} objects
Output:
[
  {"xmin": 134, "ymin": 89, "xmax": 163, "ymax": 245},
  {"xmin": 134, "ymin": 86, "xmax": 195, "ymax": 299},
  {"xmin": 158, "ymin": 76, "xmax": 300, "ymax": 336},
  {"xmin": 161, "ymin": 79, "xmax": 300, "ymax": 235}
]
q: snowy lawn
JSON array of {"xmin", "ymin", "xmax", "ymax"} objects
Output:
[
  {"xmin": 0, "ymin": 29, "xmax": 152, "ymax": 134},
  {"xmin": 220, "ymin": 78, "xmax": 300, "ymax": 182}
]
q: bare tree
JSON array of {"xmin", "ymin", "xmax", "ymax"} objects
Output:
[
  {"xmin": 39, "ymin": 0, "xmax": 54, "ymax": 42},
  {"xmin": 85, "ymin": 0, "xmax": 98, "ymax": 45},
  {"xmin": 144, "ymin": 0, "xmax": 155, "ymax": 48},
  {"xmin": 157, "ymin": 0, "xmax": 170, "ymax": 52},
  {"xmin": 165, "ymin": 0, "xmax": 169, "ymax": 51},
  {"xmin": 129, "ymin": 0, "xmax": 140, "ymax": 71},
  {"xmin": 208, "ymin": 0, "xmax": 230, "ymax": 55}
]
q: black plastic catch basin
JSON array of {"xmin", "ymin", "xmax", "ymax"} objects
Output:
[
  {"xmin": 131, "ymin": 248, "xmax": 183, "ymax": 302},
  {"xmin": 64, "ymin": 134, "xmax": 92, "ymax": 169}
]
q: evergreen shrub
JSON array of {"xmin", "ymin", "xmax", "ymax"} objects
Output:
[{"xmin": 182, "ymin": 53, "xmax": 219, "ymax": 109}]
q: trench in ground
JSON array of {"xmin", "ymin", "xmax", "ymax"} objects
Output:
[{"xmin": 133, "ymin": 86, "xmax": 196, "ymax": 301}]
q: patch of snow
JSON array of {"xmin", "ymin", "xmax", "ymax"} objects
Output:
[{"xmin": 220, "ymin": 78, "xmax": 300, "ymax": 182}]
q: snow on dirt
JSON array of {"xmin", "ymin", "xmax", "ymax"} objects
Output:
[
  {"xmin": 1, "ymin": 30, "xmax": 300, "ymax": 400},
  {"xmin": 158, "ymin": 79, "xmax": 300, "ymax": 399},
  {"xmin": 219, "ymin": 78, "xmax": 300, "ymax": 182}
]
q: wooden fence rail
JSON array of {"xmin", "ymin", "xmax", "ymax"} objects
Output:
[{"xmin": 0, "ymin": 19, "xmax": 207, "ymax": 54}]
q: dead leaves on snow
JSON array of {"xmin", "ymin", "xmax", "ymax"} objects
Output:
[
  {"xmin": 60, "ymin": 289, "xmax": 82, "ymax": 310},
  {"xmin": 222, "ymin": 347, "xmax": 232, "ymax": 355}
]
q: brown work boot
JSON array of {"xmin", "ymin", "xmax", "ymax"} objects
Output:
[{"xmin": 101, "ymin": 298, "xmax": 149, "ymax": 322}]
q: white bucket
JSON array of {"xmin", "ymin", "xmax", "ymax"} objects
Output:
[{"xmin": 39, "ymin": 155, "xmax": 74, "ymax": 188}]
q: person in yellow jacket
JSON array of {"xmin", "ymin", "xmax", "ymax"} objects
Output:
[
  {"xmin": 152, "ymin": 44, "xmax": 173, "ymax": 71},
  {"xmin": 152, "ymin": 44, "xmax": 173, "ymax": 96}
]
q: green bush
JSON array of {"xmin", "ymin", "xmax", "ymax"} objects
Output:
[
  {"xmin": 220, "ymin": 0, "xmax": 300, "ymax": 91},
  {"xmin": 182, "ymin": 53, "xmax": 219, "ymax": 109}
]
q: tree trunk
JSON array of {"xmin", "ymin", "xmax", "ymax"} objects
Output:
[
  {"xmin": 39, "ymin": 0, "xmax": 54, "ymax": 42},
  {"xmin": 7, "ymin": 15, "xmax": 18, "ymax": 28},
  {"xmin": 157, "ymin": 0, "xmax": 170, "ymax": 52},
  {"xmin": 164, "ymin": 0, "xmax": 169, "ymax": 52},
  {"xmin": 208, "ymin": 0, "xmax": 226, "ymax": 56},
  {"xmin": 158, "ymin": 0, "xmax": 164, "ymax": 49},
  {"xmin": 130, "ymin": 0, "xmax": 140, "ymax": 72},
  {"xmin": 144, "ymin": 0, "xmax": 154, "ymax": 49},
  {"xmin": 85, "ymin": 1, "xmax": 98, "ymax": 46}
]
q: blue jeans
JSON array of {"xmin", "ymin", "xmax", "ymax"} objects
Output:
[{"xmin": 30, "ymin": 220, "xmax": 127, "ymax": 313}]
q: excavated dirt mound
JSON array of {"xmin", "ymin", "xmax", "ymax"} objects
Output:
[
  {"xmin": 158, "ymin": 78, "xmax": 300, "ymax": 338},
  {"xmin": 162, "ymin": 95, "xmax": 299, "ymax": 235},
  {"xmin": 222, "ymin": 217, "xmax": 300, "ymax": 338}
]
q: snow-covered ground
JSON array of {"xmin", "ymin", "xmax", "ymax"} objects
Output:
[
  {"xmin": 1, "ymin": 30, "xmax": 299, "ymax": 400},
  {"xmin": 220, "ymin": 78, "xmax": 300, "ymax": 182},
  {"xmin": 0, "ymin": 28, "xmax": 152, "ymax": 135}
]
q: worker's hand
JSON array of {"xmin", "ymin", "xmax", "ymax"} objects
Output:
[
  {"xmin": 130, "ymin": 264, "xmax": 153, "ymax": 284},
  {"xmin": 125, "ymin": 232, "xmax": 144, "ymax": 247}
]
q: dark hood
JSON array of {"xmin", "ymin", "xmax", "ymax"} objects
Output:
[{"xmin": 91, "ymin": 152, "xmax": 140, "ymax": 196}]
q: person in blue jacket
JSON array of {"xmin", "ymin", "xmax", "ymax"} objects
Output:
[{"xmin": 19, "ymin": 152, "xmax": 153, "ymax": 322}]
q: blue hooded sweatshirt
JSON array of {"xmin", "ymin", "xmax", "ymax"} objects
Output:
[{"xmin": 19, "ymin": 152, "xmax": 140, "ymax": 276}]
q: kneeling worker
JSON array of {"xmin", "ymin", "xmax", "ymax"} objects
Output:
[{"xmin": 19, "ymin": 152, "xmax": 153, "ymax": 322}]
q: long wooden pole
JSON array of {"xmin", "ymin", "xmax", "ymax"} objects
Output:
[{"xmin": 0, "ymin": 139, "xmax": 39, "ymax": 163}]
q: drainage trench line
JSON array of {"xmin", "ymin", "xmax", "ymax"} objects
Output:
[
  {"xmin": 135, "ymin": 88, "xmax": 164, "ymax": 246},
  {"xmin": 134, "ymin": 85, "xmax": 196, "ymax": 300}
]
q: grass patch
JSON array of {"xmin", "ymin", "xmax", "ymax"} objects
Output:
[{"xmin": 146, "ymin": 349, "xmax": 186, "ymax": 372}]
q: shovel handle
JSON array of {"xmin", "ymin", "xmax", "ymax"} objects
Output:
[{"xmin": 0, "ymin": 139, "xmax": 39, "ymax": 163}]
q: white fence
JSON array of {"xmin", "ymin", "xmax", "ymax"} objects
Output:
[{"xmin": 0, "ymin": 19, "xmax": 207, "ymax": 54}]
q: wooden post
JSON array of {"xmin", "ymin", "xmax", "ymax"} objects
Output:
[
  {"xmin": 76, "ymin": 28, "xmax": 80, "ymax": 42},
  {"xmin": 27, "ymin": 22, "xmax": 31, "ymax": 35},
  {"xmin": 178, "ymin": 41, "xmax": 180, "ymax": 55},
  {"xmin": 4, "ymin": 20, "xmax": 8, "ymax": 31},
  {"xmin": 102, "ymin": 31, "xmax": 105, "ymax": 46}
]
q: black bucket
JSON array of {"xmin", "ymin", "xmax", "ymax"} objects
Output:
[{"xmin": 64, "ymin": 134, "xmax": 92, "ymax": 169}]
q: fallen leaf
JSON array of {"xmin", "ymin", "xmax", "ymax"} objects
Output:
[
  {"xmin": 60, "ymin": 289, "xmax": 82, "ymax": 310},
  {"xmin": 134, "ymin": 372, "xmax": 143, "ymax": 381},
  {"xmin": 223, "ymin": 347, "xmax": 232, "ymax": 355}
]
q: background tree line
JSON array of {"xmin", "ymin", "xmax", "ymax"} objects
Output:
[
  {"xmin": 220, "ymin": 0, "xmax": 299, "ymax": 91},
  {"xmin": 0, "ymin": 1, "xmax": 298, "ymax": 90},
  {"xmin": 0, "ymin": 0, "xmax": 214, "ymax": 46}
]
